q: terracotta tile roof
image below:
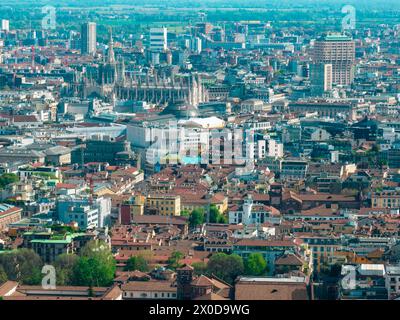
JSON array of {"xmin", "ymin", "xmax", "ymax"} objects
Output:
[
  {"xmin": 101, "ymin": 285, "xmax": 122, "ymax": 300},
  {"xmin": 275, "ymin": 254, "xmax": 304, "ymax": 266},
  {"xmin": 131, "ymin": 215, "xmax": 188, "ymax": 226},
  {"xmin": 191, "ymin": 275, "xmax": 214, "ymax": 287},
  {"xmin": 235, "ymin": 278, "xmax": 309, "ymax": 300},
  {"xmin": 56, "ymin": 183, "xmax": 77, "ymax": 189},
  {"xmin": 193, "ymin": 292, "xmax": 228, "ymax": 300},
  {"xmin": 121, "ymin": 280, "xmax": 176, "ymax": 292},
  {"xmin": 234, "ymin": 239, "xmax": 295, "ymax": 247},
  {"xmin": 0, "ymin": 205, "xmax": 22, "ymax": 218},
  {"xmin": 4, "ymin": 296, "xmax": 98, "ymax": 300},
  {"xmin": 12, "ymin": 115, "xmax": 39, "ymax": 123},
  {"xmin": 0, "ymin": 281, "xmax": 18, "ymax": 297},
  {"xmin": 296, "ymin": 193, "xmax": 357, "ymax": 202}
]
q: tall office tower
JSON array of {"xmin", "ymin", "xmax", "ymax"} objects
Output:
[
  {"xmin": 1, "ymin": 19, "xmax": 9, "ymax": 32},
  {"xmin": 149, "ymin": 27, "xmax": 167, "ymax": 52},
  {"xmin": 81, "ymin": 22, "xmax": 97, "ymax": 55},
  {"xmin": 313, "ymin": 33, "xmax": 355, "ymax": 86},
  {"xmin": 310, "ymin": 63, "xmax": 333, "ymax": 96}
]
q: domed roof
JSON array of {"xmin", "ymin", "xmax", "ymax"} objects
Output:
[{"xmin": 160, "ymin": 100, "xmax": 198, "ymax": 119}]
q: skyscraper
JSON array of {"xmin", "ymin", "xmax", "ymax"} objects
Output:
[
  {"xmin": 1, "ymin": 19, "xmax": 9, "ymax": 32},
  {"xmin": 313, "ymin": 33, "xmax": 355, "ymax": 86},
  {"xmin": 310, "ymin": 63, "xmax": 333, "ymax": 96},
  {"xmin": 81, "ymin": 22, "xmax": 97, "ymax": 55},
  {"xmin": 149, "ymin": 27, "xmax": 168, "ymax": 52}
]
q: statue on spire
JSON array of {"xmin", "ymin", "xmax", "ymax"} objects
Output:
[{"xmin": 107, "ymin": 26, "xmax": 116, "ymax": 64}]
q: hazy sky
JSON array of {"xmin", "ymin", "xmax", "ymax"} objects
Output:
[{"xmin": 1, "ymin": 0, "xmax": 399, "ymax": 11}]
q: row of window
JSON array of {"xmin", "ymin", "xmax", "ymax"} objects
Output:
[{"xmin": 123, "ymin": 291, "xmax": 176, "ymax": 298}]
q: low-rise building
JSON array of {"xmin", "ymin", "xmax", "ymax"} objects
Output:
[
  {"xmin": 0, "ymin": 204, "xmax": 23, "ymax": 231},
  {"xmin": 145, "ymin": 194, "xmax": 181, "ymax": 216},
  {"xmin": 121, "ymin": 280, "xmax": 177, "ymax": 300},
  {"xmin": 339, "ymin": 264, "xmax": 388, "ymax": 300},
  {"xmin": 228, "ymin": 195, "xmax": 281, "ymax": 225},
  {"xmin": 235, "ymin": 276, "xmax": 310, "ymax": 300}
]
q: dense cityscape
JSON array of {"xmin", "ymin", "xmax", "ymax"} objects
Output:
[{"xmin": 0, "ymin": 0, "xmax": 399, "ymax": 302}]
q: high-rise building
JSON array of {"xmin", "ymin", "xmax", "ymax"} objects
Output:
[
  {"xmin": 1, "ymin": 19, "xmax": 9, "ymax": 32},
  {"xmin": 310, "ymin": 63, "xmax": 333, "ymax": 96},
  {"xmin": 81, "ymin": 22, "xmax": 97, "ymax": 55},
  {"xmin": 313, "ymin": 33, "xmax": 355, "ymax": 86},
  {"xmin": 149, "ymin": 27, "xmax": 167, "ymax": 51}
]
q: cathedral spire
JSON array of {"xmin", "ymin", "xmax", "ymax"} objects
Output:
[{"xmin": 107, "ymin": 27, "xmax": 115, "ymax": 64}]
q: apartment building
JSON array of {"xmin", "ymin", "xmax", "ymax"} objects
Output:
[
  {"xmin": 145, "ymin": 194, "xmax": 181, "ymax": 216},
  {"xmin": 371, "ymin": 189, "xmax": 400, "ymax": 209}
]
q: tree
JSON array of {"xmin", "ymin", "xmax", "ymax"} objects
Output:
[
  {"xmin": 207, "ymin": 253, "xmax": 244, "ymax": 284},
  {"xmin": 209, "ymin": 204, "xmax": 228, "ymax": 224},
  {"xmin": 167, "ymin": 251, "xmax": 184, "ymax": 270},
  {"xmin": 371, "ymin": 144, "xmax": 380, "ymax": 153},
  {"xmin": 244, "ymin": 253, "xmax": 267, "ymax": 276},
  {"xmin": 216, "ymin": 214, "xmax": 228, "ymax": 224},
  {"xmin": 180, "ymin": 210, "xmax": 190, "ymax": 217},
  {"xmin": 0, "ymin": 266, "xmax": 7, "ymax": 284},
  {"xmin": 72, "ymin": 241, "xmax": 116, "ymax": 287},
  {"xmin": 209, "ymin": 205, "xmax": 220, "ymax": 223},
  {"xmin": 191, "ymin": 262, "xmax": 208, "ymax": 276},
  {"xmin": 0, "ymin": 173, "xmax": 18, "ymax": 189},
  {"xmin": 125, "ymin": 255, "xmax": 149, "ymax": 272},
  {"xmin": 209, "ymin": 205, "xmax": 227, "ymax": 224},
  {"xmin": 54, "ymin": 254, "xmax": 79, "ymax": 285},
  {"xmin": 88, "ymin": 285, "xmax": 94, "ymax": 297},
  {"xmin": 189, "ymin": 208, "xmax": 205, "ymax": 228},
  {"xmin": 0, "ymin": 249, "xmax": 43, "ymax": 285}
]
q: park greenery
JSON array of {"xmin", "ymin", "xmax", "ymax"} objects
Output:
[
  {"xmin": 167, "ymin": 250, "xmax": 185, "ymax": 270},
  {"xmin": 0, "ymin": 249, "xmax": 43, "ymax": 285},
  {"xmin": 207, "ymin": 253, "xmax": 244, "ymax": 284},
  {"xmin": 181, "ymin": 208, "xmax": 205, "ymax": 229},
  {"xmin": 189, "ymin": 208, "xmax": 205, "ymax": 228},
  {"xmin": 0, "ymin": 173, "xmax": 18, "ymax": 190},
  {"xmin": 0, "ymin": 241, "xmax": 117, "ymax": 287},
  {"xmin": 0, "ymin": 266, "xmax": 8, "ymax": 284},
  {"xmin": 182, "ymin": 205, "xmax": 227, "ymax": 228},
  {"xmin": 190, "ymin": 252, "xmax": 268, "ymax": 284},
  {"xmin": 0, "ymin": 236, "xmax": 269, "ymax": 288},
  {"xmin": 209, "ymin": 205, "xmax": 228, "ymax": 224},
  {"xmin": 71, "ymin": 240, "xmax": 116, "ymax": 287},
  {"xmin": 191, "ymin": 261, "xmax": 208, "ymax": 276},
  {"xmin": 244, "ymin": 253, "xmax": 268, "ymax": 276},
  {"xmin": 125, "ymin": 255, "xmax": 150, "ymax": 272},
  {"xmin": 54, "ymin": 253, "xmax": 79, "ymax": 286}
]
